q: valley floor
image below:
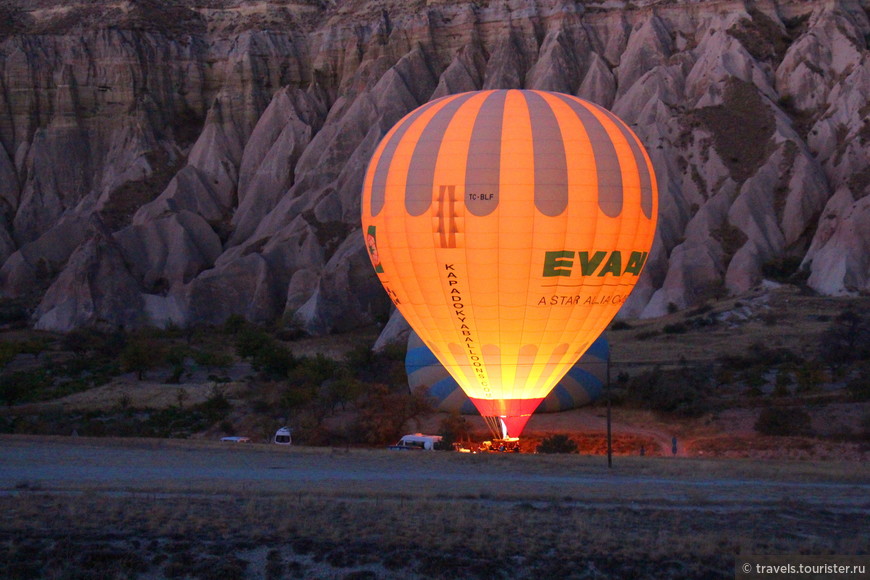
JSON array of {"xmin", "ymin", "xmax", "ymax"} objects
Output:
[{"xmin": 1, "ymin": 436, "xmax": 867, "ymax": 579}]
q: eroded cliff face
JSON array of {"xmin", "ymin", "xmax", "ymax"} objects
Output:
[{"xmin": 0, "ymin": 0, "xmax": 867, "ymax": 334}]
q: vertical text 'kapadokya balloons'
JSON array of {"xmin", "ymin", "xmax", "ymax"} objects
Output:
[{"xmin": 361, "ymin": 90, "xmax": 658, "ymax": 438}]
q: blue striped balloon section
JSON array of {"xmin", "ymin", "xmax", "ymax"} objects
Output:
[{"xmin": 406, "ymin": 331, "xmax": 609, "ymax": 414}]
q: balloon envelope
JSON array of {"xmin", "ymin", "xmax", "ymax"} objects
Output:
[
  {"xmin": 361, "ymin": 90, "xmax": 657, "ymax": 437},
  {"xmin": 407, "ymin": 330, "xmax": 609, "ymax": 414}
]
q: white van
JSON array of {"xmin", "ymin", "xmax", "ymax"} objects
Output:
[
  {"xmin": 273, "ymin": 426, "xmax": 292, "ymax": 445},
  {"xmin": 388, "ymin": 433, "xmax": 442, "ymax": 451}
]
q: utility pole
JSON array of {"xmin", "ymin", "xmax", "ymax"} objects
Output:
[{"xmin": 606, "ymin": 354, "xmax": 612, "ymax": 468}]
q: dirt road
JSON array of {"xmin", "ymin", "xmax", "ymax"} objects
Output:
[
  {"xmin": 2, "ymin": 436, "xmax": 867, "ymax": 580},
  {"xmin": 3, "ymin": 435, "xmax": 867, "ymax": 505}
]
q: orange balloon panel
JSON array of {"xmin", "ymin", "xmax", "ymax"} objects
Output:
[{"xmin": 361, "ymin": 90, "xmax": 658, "ymax": 437}]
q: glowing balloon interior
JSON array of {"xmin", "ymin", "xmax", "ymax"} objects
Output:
[
  {"xmin": 361, "ymin": 90, "xmax": 658, "ymax": 438},
  {"xmin": 407, "ymin": 330, "xmax": 610, "ymax": 416}
]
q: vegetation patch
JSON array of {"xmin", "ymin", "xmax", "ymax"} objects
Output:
[
  {"xmin": 727, "ymin": 6, "xmax": 791, "ymax": 64},
  {"xmin": 692, "ymin": 79, "xmax": 775, "ymax": 183},
  {"xmin": 755, "ymin": 406, "xmax": 813, "ymax": 436},
  {"xmin": 99, "ymin": 150, "xmax": 185, "ymax": 232},
  {"xmin": 536, "ymin": 433, "xmax": 579, "ymax": 454}
]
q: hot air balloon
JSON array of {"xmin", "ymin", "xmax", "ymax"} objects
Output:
[
  {"xmin": 361, "ymin": 89, "xmax": 657, "ymax": 439},
  {"xmin": 406, "ymin": 330, "xmax": 610, "ymax": 415}
]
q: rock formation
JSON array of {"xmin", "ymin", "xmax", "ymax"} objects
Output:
[{"xmin": 0, "ymin": 0, "xmax": 867, "ymax": 335}]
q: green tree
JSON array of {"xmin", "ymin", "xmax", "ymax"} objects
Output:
[
  {"xmin": 536, "ymin": 434, "xmax": 579, "ymax": 454},
  {"xmin": 626, "ymin": 365, "xmax": 710, "ymax": 417},
  {"xmin": 437, "ymin": 412, "xmax": 472, "ymax": 449},
  {"xmin": 846, "ymin": 363, "xmax": 870, "ymax": 401},
  {"xmin": 252, "ymin": 342, "xmax": 296, "ymax": 379},
  {"xmin": 820, "ymin": 308, "xmax": 870, "ymax": 367},
  {"xmin": 352, "ymin": 384, "xmax": 434, "ymax": 445},
  {"xmin": 234, "ymin": 327, "xmax": 274, "ymax": 359},
  {"xmin": 755, "ymin": 406, "xmax": 812, "ymax": 436},
  {"xmin": 323, "ymin": 376, "xmax": 365, "ymax": 412},
  {"xmin": 165, "ymin": 346, "xmax": 188, "ymax": 384},
  {"xmin": 120, "ymin": 339, "xmax": 165, "ymax": 380},
  {"xmin": 773, "ymin": 367, "xmax": 793, "ymax": 397},
  {"xmin": 795, "ymin": 361, "xmax": 825, "ymax": 393},
  {"xmin": 193, "ymin": 349, "xmax": 234, "ymax": 372}
]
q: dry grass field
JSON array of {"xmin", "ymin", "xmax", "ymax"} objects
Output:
[
  {"xmin": 1, "ymin": 436, "xmax": 868, "ymax": 579},
  {"xmin": 605, "ymin": 284, "xmax": 868, "ymax": 368}
]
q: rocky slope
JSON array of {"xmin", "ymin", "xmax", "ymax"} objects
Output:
[{"xmin": 0, "ymin": 0, "xmax": 867, "ymax": 336}]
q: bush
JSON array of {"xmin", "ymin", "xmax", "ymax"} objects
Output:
[
  {"xmin": 663, "ymin": 322, "xmax": 688, "ymax": 334},
  {"xmin": 761, "ymin": 256, "xmax": 806, "ymax": 283},
  {"xmin": 222, "ymin": 314, "xmax": 249, "ymax": 335},
  {"xmin": 351, "ymin": 384, "xmax": 434, "ymax": 445},
  {"xmin": 0, "ymin": 299, "xmax": 28, "ymax": 324},
  {"xmin": 120, "ymin": 338, "xmax": 166, "ymax": 379},
  {"xmin": 62, "ymin": 328, "xmax": 126, "ymax": 359},
  {"xmin": 635, "ymin": 330, "xmax": 660, "ymax": 341},
  {"xmin": 795, "ymin": 361, "xmax": 825, "ymax": 393},
  {"xmin": 234, "ymin": 327, "xmax": 273, "ymax": 359},
  {"xmin": 536, "ymin": 434, "xmax": 578, "ymax": 454},
  {"xmin": 861, "ymin": 413, "xmax": 870, "ymax": 441},
  {"xmin": 0, "ymin": 341, "xmax": 20, "ymax": 366},
  {"xmin": 846, "ymin": 369, "xmax": 870, "ymax": 401},
  {"xmin": 200, "ymin": 387, "xmax": 232, "ymax": 423},
  {"xmin": 819, "ymin": 308, "xmax": 870, "ymax": 366},
  {"xmin": 754, "ymin": 406, "xmax": 812, "ymax": 436},
  {"xmin": 624, "ymin": 366, "xmax": 710, "ymax": 418},
  {"xmin": 716, "ymin": 343, "xmax": 800, "ymax": 372},
  {"xmin": 192, "ymin": 349, "xmax": 234, "ymax": 370}
]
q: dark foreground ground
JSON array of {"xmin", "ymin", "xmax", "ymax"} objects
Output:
[{"xmin": 1, "ymin": 435, "xmax": 868, "ymax": 579}]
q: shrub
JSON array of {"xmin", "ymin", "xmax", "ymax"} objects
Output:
[
  {"xmin": 234, "ymin": 327, "xmax": 273, "ymax": 359},
  {"xmin": 795, "ymin": 361, "xmax": 825, "ymax": 393},
  {"xmin": 754, "ymin": 406, "xmax": 812, "ymax": 436},
  {"xmin": 846, "ymin": 366, "xmax": 870, "ymax": 401},
  {"xmin": 717, "ymin": 343, "xmax": 799, "ymax": 372},
  {"xmin": 254, "ymin": 343, "xmax": 296, "ymax": 378},
  {"xmin": 120, "ymin": 338, "xmax": 166, "ymax": 380},
  {"xmin": 165, "ymin": 346, "xmax": 188, "ymax": 384},
  {"xmin": 192, "ymin": 349, "xmax": 234, "ymax": 370},
  {"xmin": 685, "ymin": 304, "xmax": 714, "ymax": 317},
  {"xmin": 761, "ymin": 256, "xmax": 806, "ymax": 283},
  {"xmin": 222, "ymin": 314, "xmax": 249, "ymax": 335},
  {"xmin": 321, "ymin": 376, "xmax": 365, "ymax": 412},
  {"xmin": 819, "ymin": 308, "xmax": 870, "ymax": 366},
  {"xmin": 635, "ymin": 330, "xmax": 660, "ymax": 341},
  {"xmin": 663, "ymin": 322, "xmax": 688, "ymax": 334},
  {"xmin": 536, "ymin": 434, "xmax": 578, "ymax": 454},
  {"xmin": 625, "ymin": 365, "xmax": 710, "ymax": 418},
  {"xmin": 351, "ymin": 384, "xmax": 434, "ymax": 445},
  {"xmin": 861, "ymin": 413, "xmax": 870, "ymax": 441},
  {"xmin": 0, "ymin": 341, "xmax": 20, "ymax": 366},
  {"xmin": 62, "ymin": 328, "xmax": 126, "ymax": 359},
  {"xmin": 0, "ymin": 299, "xmax": 28, "ymax": 324},
  {"xmin": 773, "ymin": 368, "xmax": 793, "ymax": 397},
  {"xmin": 279, "ymin": 384, "xmax": 316, "ymax": 412}
]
